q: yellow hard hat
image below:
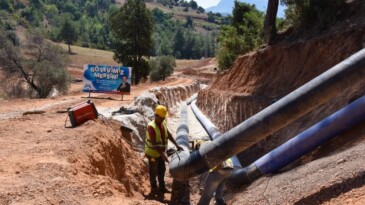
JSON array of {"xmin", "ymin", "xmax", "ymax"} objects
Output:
[
  {"xmin": 194, "ymin": 140, "xmax": 204, "ymax": 150},
  {"xmin": 155, "ymin": 105, "xmax": 168, "ymax": 118}
]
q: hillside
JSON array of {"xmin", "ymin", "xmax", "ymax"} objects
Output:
[
  {"xmin": 118, "ymin": 0, "xmax": 221, "ymax": 33},
  {"xmin": 0, "ymin": 0, "xmax": 222, "ymax": 59}
]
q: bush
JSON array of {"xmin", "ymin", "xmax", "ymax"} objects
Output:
[
  {"xmin": 0, "ymin": 79, "xmax": 30, "ymax": 99},
  {"xmin": 283, "ymin": 0, "xmax": 346, "ymax": 30},
  {"xmin": 149, "ymin": 56, "xmax": 176, "ymax": 82}
]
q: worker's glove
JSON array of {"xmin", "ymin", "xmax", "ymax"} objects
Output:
[
  {"xmin": 161, "ymin": 151, "xmax": 169, "ymax": 163},
  {"xmin": 176, "ymin": 145, "xmax": 183, "ymax": 151},
  {"xmin": 166, "ymin": 148, "xmax": 176, "ymax": 156}
]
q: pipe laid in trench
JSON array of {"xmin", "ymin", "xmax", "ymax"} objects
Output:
[
  {"xmin": 173, "ymin": 102, "xmax": 190, "ymax": 154},
  {"xmin": 170, "ymin": 102, "xmax": 192, "ymax": 203},
  {"xmin": 169, "ymin": 48, "xmax": 365, "ymax": 181},
  {"xmin": 186, "ymin": 93, "xmax": 198, "ymax": 105},
  {"xmin": 170, "ymin": 101, "xmax": 209, "ymax": 180},
  {"xmin": 229, "ymin": 95, "xmax": 365, "ymax": 187},
  {"xmin": 191, "ymin": 101, "xmax": 242, "ymax": 169}
]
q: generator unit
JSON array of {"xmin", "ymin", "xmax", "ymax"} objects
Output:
[{"xmin": 67, "ymin": 100, "xmax": 98, "ymax": 127}]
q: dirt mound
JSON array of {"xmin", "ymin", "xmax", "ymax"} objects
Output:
[
  {"xmin": 0, "ymin": 111, "xmax": 151, "ymax": 204},
  {"xmin": 0, "ymin": 65, "xmax": 200, "ymax": 204}
]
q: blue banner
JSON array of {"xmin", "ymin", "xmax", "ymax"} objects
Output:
[{"xmin": 83, "ymin": 64, "xmax": 132, "ymax": 94}]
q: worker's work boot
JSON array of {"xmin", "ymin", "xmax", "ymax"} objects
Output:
[
  {"xmin": 150, "ymin": 185, "xmax": 158, "ymax": 194},
  {"xmin": 215, "ymin": 198, "xmax": 226, "ymax": 205},
  {"xmin": 159, "ymin": 186, "xmax": 171, "ymax": 193}
]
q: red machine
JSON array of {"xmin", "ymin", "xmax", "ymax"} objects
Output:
[{"xmin": 68, "ymin": 100, "xmax": 98, "ymax": 127}]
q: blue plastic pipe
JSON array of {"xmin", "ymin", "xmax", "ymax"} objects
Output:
[
  {"xmin": 230, "ymin": 95, "xmax": 365, "ymax": 187},
  {"xmin": 170, "ymin": 49, "xmax": 365, "ymax": 181},
  {"xmin": 256, "ymin": 95, "xmax": 365, "ymax": 173}
]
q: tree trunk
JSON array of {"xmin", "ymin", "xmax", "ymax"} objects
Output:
[
  {"xmin": 68, "ymin": 44, "xmax": 71, "ymax": 54},
  {"xmin": 14, "ymin": 60, "xmax": 41, "ymax": 96},
  {"xmin": 264, "ymin": 0, "xmax": 279, "ymax": 45},
  {"xmin": 134, "ymin": 58, "xmax": 140, "ymax": 85}
]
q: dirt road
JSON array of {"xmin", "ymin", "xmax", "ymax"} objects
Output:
[{"xmin": 0, "ymin": 73, "xmax": 197, "ymax": 205}]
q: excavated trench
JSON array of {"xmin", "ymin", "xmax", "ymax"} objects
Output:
[
  {"xmin": 194, "ymin": 11, "xmax": 365, "ymax": 204},
  {"xmin": 197, "ymin": 26, "xmax": 365, "ymax": 167},
  {"xmin": 75, "ymin": 6, "xmax": 365, "ymax": 203},
  {"xmin": 78, "ymin": 82, "xmax": 201, "ymax": 198}
]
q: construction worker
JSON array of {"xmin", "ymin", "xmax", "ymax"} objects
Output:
[
  {"xmin": 194, "ymin": 140, "xmax": 234, "ymax": 205},
  {"xmin": 145, "ymin": 105, "xmax": 182, "ymax": 193}
]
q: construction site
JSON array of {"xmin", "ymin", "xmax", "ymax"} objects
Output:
[{"xmin": 1, "ymin": 1, "xmax": 365, "ymax": 205}]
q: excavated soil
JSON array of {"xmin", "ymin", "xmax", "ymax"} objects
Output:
[
  {"xmin": 2, "ymin": 2, "xmax": 365, "ymax": 204},
  {"xmin": 0, "ymin": 71, "xmax": 198, "ymax": 205}
]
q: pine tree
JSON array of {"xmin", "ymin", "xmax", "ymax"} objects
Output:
[
  {"xmin": 110, "ymin": 0, "xmax": 153, "ymax": 85},
  {"xmin": 60, "ymin": 18, "xmax": 78, "ymax": 53}
]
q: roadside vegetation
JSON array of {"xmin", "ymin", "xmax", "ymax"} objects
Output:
[
  {"xmin": 149, "ymin": 55, "xmax": 176, "ymax": 82},
  {"xmin": 0, "ymin": 0, "xmax": 350, "ymax": 97},
  {"xmin": 0, "ymin": 29, "xmax": 70, "ymax": 98}
]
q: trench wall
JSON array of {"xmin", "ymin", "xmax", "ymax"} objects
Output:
[
  {"xmin": 112, "ymin": 81, "xmax": 200, "ymax": 148},
  {"xmin": 197, "ymin": 26, "xmax": 365, "ymax": 166}
]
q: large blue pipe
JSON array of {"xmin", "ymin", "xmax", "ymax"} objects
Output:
[
  {"xmin": 230, "ymin": 95, "xmax": 365, "ymax": 187},
  {"xmin": 170, "ymin": 49, "xmax": 365, "ymax": 181},
  {"xmin": 256, "ymin": 95, "xmax": 365, "ymax": 173}
]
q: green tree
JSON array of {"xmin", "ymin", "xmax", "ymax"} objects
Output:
[
  {"xmin": 217, "ymin": 1, "xmax": 264, "ymax": 70},
  {"xmin": 207, "ymin": 12, "xmax": 216, "ymax": 23},
  {"xmin": 0, "ymin": 0, "xmax": 10, "ymax": 11},
  {"xmin": 59, "ymin": 17, "xmax": 78, "ymax": 53},
  {"xmin": 157, "ymin": 34, "xmax": 172, "ymax": 56},
  {"xmin": 149, "ymin": 56, "xmax": 176, "ymax": 81},
  {"xmin": 44, "ymin": 4, "xmax": 59, "ymax": 23},
  {"xmin": 30, "ymin": 0, "xmax": 43, "ymax": 9},
  {"xmin": 110, "ymin": 0, "xmax": 153, "ymax": 85},
  {"xmin": 192, "ymin": 35, "xmax": 203, "ymax": 59},
  {"xmin": 85, "ymin": 1, "xmax": 97, "ymax": 17},
  {"xmin": 185, "ymin": 16, "xmax": 193, "ymax": 28},
  {"xmin": 189, "ymin": 0, "xmax": 198, "ymax": 10},
  {"xmin": 173, "ymin": 26, "xmax": 184, "ymax": 58},
  {"xmin": 0, "ymin": 30, "xmax": 71, "ymax": 98},
  {"xmin": 217, "ymin": 26, "xmax": 243, "ymax": 70},
  {"xmin": 182, "ymin": 29, "xmax": 195, "ymax": 59},
  {"xmin": 282, "ymin": 0, "xmax": 346, "ymax": 30}
]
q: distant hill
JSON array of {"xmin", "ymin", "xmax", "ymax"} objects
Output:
[
  {"xmin": 1, "ymin": 0, "xmax": 224, "ymax": 59},
  {"xmin": 206, "ymin": 0, "xmax": 286, "ymax": 18}
]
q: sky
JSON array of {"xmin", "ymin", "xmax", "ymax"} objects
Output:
[
  {"xmin": 194, "ymin": 0, "xmax": 286, "ymax": 18},
  {"xmin": 194, "ymin": 0, "xmax": 220, "ymax": 8}
]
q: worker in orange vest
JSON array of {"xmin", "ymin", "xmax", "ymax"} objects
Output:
[{"xmin": 145, "ymin": 105, "xmax": 182, "ymax": 193}]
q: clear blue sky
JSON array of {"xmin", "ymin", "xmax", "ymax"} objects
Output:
[{"xmin": 195, "ymin": 0, "xmax": 286, "ymax": 18}]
